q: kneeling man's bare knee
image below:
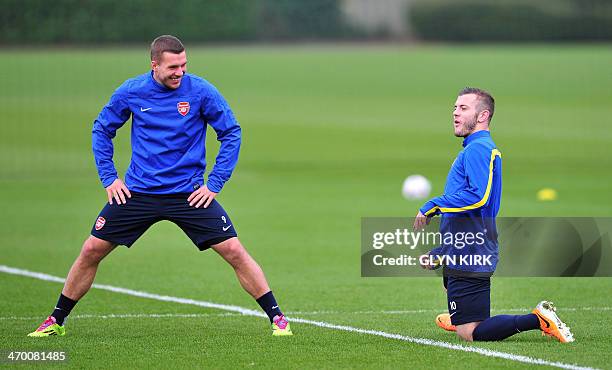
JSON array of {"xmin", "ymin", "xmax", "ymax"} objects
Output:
[{"xmin": 455, "ymin": 323, "xmax": 478, "ymax": 342}]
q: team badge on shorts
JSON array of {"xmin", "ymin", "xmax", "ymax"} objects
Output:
[
  {"xmin": 95, "ymin": 216, "xmax": 106, "ymax": 230},
  {"xmin": 177, "ymin": 101, "xmax": 190, "ymax": 116}
]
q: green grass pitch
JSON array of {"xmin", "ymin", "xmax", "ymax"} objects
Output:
[{"xmin": 1, "ymin": 44, "xmax": 611, "ymax": 369}]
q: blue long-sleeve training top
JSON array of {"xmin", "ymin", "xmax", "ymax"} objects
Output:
[
  {"xmin": 419, "ymin": 130, "xmax": 502, "ymax": 275},
  {"xmin": 92, "ymin": 71, "xmax": 241, "ymax": 194}
]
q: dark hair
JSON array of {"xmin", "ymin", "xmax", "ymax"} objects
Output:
[
  {"xmin": 150, "ymin": 35, "xmax": 185, "ymax": 62},
  {"xmin": 458, "ymin": 87, "xmax": 495, "ymax": 122}
]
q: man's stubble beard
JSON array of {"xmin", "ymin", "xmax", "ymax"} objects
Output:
[{"xmin": 456, "ymin": 113, "xmax": 478, "ymax": 137}]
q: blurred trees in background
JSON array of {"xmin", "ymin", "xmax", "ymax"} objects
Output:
[
  {"xmin": 2, "ymin": 0, "xmax": 611, "ymax": 44},
  {"xmin": 0, "ymin": 0, "xmax": 352, "ymax": 44},
  {"xmin": 410, "ymin": 0, "xmax": 612, "ymax": 42}
]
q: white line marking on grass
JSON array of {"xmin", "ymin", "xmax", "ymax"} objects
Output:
[
  {"xmin": 2, "ymin": 306, "xmax": 607, "ymax": 321},
  {"xmin": 0, "ymin": 265, "xmax": 597, "ymax": 370},
  {"xmin": 0, "ymin": 313, "xmax": 242, "ymax": 321},
  {"xmin": 286, "ymin": 307, "xmax": 612, "ymax": 316}
]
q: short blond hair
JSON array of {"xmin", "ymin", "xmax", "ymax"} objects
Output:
[
  {"xmin": 150, "ymin": 35, "xmax": 185, "ymax": 62},
  {"xmin": 459, "ymin": 87, "xmax": 495, "ymax": 122}
]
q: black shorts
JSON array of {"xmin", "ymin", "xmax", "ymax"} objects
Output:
[
  {"xmin": 90, "ymin": 192, "xmax": 237, "ymax": 250},
  {"xmin": 446, "ymin": 276, "xmax": 491, "ymax": 326}
]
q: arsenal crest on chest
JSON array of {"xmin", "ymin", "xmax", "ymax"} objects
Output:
[{"xmin": 177, "ymin": 101, "xmax": 190, "ymax": 116}]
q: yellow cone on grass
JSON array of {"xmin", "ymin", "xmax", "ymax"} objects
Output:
[{"xmin": 537, "ymin": 188, "xmax": 558, "ymax": 201}]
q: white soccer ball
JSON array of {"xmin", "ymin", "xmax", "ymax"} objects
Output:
[{"xmin": 402, "ymin": 175, "xmax": 431, "ymax": 200}]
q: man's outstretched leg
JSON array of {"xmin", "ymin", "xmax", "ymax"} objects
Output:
[
  {"xmin": 28, "ymin": 236, "xmax": 116, "ymax": 337},
  {"xmin": 454, "ymin": 315, "xmax": 538, "ymax": 342},
  {"xmin": 440, "ymin": 277, "xmax": 574, "ymax": 343},
  {"xmin": 451, "ymin": 301, "xmax": 574, "ymax": 343},
  {"xmin": 213, "ymin": 237, "xmax": 292, "ymax": 336}
]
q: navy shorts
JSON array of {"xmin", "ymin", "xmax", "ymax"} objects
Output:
[
  {"xmin": 446, "ymin": 276, "xmax": 491, "ymax": 326},
  {"xmin": 90, "ymin": 192, "xmax": 237, "ymax": 250}
]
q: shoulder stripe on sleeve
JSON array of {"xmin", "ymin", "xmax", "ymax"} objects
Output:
[{"xmin": 424, "ymin": 149, "xmax": 501, "ymax": 216}]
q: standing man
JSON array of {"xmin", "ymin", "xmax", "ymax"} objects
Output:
[
  {"xmin": 28, "ymin": 35, "xmax": 292, "ymax": 337},
  {"xmin": 413, "ymin": 87, "xmax": 573, "ymax": 343}
]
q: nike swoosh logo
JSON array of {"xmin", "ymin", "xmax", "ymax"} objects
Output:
[
  {"xmin": 272, "ymin": 305, "xmax": 278, "ymax": 309},
  {"xmin": 222, "ymin": 225, "xmax": 232, "ymax": 231},
  {"xmin": 140, "ymin": 107, "xmax": 152, "ymax": 112},
  {"xmin": 535, "ymin": 312, "xmax": 551, "ymax": 328},
  {"xmin": 449, "ymin": 312, "xmax": 456, "ymax": 317}
]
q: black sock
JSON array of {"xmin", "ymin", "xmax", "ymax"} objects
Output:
[
  {"xmin": 51, "ymin": 294, "xmax": 78, "ymax": 326},
  {"xmin": 472, "ymin": 314, "xmax": 540, "ymax": 341},
  {"xmin": 256, "ymin": 291, "xmax": 283, "ymax": 323}
]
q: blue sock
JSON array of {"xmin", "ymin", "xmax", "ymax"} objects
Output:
[
  {"xmin": 256, "ymin": 291, "xmax": 283, "ymax": 323},
  {"xmin": 472, "ymin": 314, "xmax": 540, "ymax": 341}
]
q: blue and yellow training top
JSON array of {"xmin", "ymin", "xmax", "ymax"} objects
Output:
[{"xmin": 420, "ymin": 130, "xmax": 502, "ymax": 276}]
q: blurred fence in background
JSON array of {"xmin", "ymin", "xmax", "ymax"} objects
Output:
[{"xmin": 2, "ymin": 0, "xmax": 612, "ymax": 44}]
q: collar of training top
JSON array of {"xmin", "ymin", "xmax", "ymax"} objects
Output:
[
  {"xmin": 462, "ymin": 130, "xmax": 491, "ymax": 147},
  {"xmin": 149, "ymin": 70, "xmax": 187, "ymax": 92}
]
